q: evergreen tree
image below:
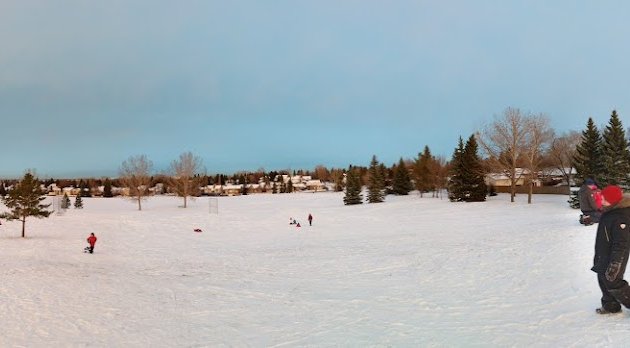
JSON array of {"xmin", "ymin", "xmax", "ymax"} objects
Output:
[
  {"xmin": 601, "ymin": 110, "xmax": 630, "ymax": 188},
  {"xmin": 379, "ymin": 163, "xmax": 389, "ymax": 194},
  {"xmin": 241, "ymin": 177, "xmax": 248, "ymax": 195},
  {"xmin": 448, "ymin": 137, "xmax": 466, "ymax": 202},
  {"xmin": 287, "ymin": 179, "xmax": 293, "ymax": 193},
  {"xmin": 0, "ymin": 182, "xmax": 5, "ymax": 197},
  {"xmin": 272, "ymin": 181, "xmax": 277, "ymax": 194},
  {"xmin": 103, "ymin": 178, "xmax": 113, "ymax": 197},
  {"xmin": 462, "ymin": 134, "xmax": 487, "ymax": 202},
  {"xmin": 80, "ymin": 180, "xmax": 92, "ymax": 197},
  {"xmin": 74, "ymin": 194, "xmax": 84, "ymax": 209},
  {"xmin": 392, "ymin": 158, "xmax": 413, "ymax": 195},
  {"xmin": 414, "ymin": 146, "xmax": 434, "ymax": 197},
  {"xmin": 568, "ymin": 190, "xmax": 580, "ymax": 209},
  {"xmin": 61, "ymin": 192, "xmax": 71, "ymax": 209},
  {"xmin": 343, "ymin": 166, "xmax": 363, "ymax": 205},
  {"xmin": 0, "ymin": 172, "xmax": 52, "ymax": 238},
  {"xmin": 573, "ymin": 117, "xmax": 603, "ymax": 185},
  {"xmin": 367, "ymin": 155, "xmax": 385, "ymax": 203}
]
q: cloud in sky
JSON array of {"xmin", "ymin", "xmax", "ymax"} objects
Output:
[{"xmin": 2, "ymin": 1, "xmax": 630, "ymax": 177}]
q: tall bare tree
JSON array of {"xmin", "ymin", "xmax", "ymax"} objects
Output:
[
  {"xmin": 548, "ymin": 130, "xmax": 581, "ymax": 186},
  {"xmin": 119, "ymin": 154, "xmax": 153, "ymax": 211},
  {"xmin": 522, "ymin": 113, "xmax": 555, "ymax": 204},
  {"xmin": 477, "ymin": 107, "xmax": 530, "ymax": 202},
  {"xmin": 169, "ymin": 151, "xmax": 204, "ymax": 208},
  {"xmin": 314, "ymin": 165, "xmax": 330, "ymax": 182}
]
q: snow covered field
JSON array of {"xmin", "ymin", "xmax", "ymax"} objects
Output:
[{"xmin": 0, "ymin": 192, "xmax": 624, "ymax": 347}]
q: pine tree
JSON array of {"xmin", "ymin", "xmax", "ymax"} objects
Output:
[
  {"xmin": 343, "ymin": 166, "xmax": 363, "ymax": 205},
  {"xmin": 0, "ymin": 182, "xmax": 5, "ymax": 197},
  {"xmin": 74, "ymin": 194, "xmax": 83, "ymax": 209},
  {"xmin": 61, "ymin": 192, "xmax": 71, "ymax": 209},
  {"xmin": 103, "ymin": 178, "xmax": 113, "ymax": 198},
  {"xmin": 79, "ymin": 180, "xmax": 92, "ymax": 197},
  {"xmin": 367, "ymin": 155, "xmax": 385, "ymax": 203},
  {"xmin": 287, "ymin": 179, "xmax": 293, "ymax": 193},
  {"xmin": 392, "ymin": 158, "xmax": 413, "ymax": 195},
  {"xmin": 601, "ymin": 110, "xmax": 630, "ymax": 188},
  {"xmin": 573, "ymin": 117, "xmax": 603, "ymax": 185},
  {"xmin": 379, "ymin": 163, "xmax": 389, "ymax": 194},
  {"xmin": 462, "ymin": 134, "xmax": 487, "ymax": 202},
  {"xmin": 272, "ymin": 181, "xmax": 277, "ymax": 194},
  {"xmin": 568, "ymin": 190, "xmax": 580, "ymax": 209},
  {"xmin": 0, "ymin": 172, "xmax": 52, "ymax": 238},
  {"xmin": 414, "ymin": 146, "xmax": 434, "ymax": 197},
  {"xmin": 448, "ymin": 137, "xmax": 466, "ymax": 202}
]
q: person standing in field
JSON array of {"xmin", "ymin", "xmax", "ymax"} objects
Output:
[
  {"xmin": 592, "ymin": 185, "xmax": 630, "ymax": 314},
  {"xmin": 308, "ymin": 213, "xmax": 313, "ymax": 226},
  {"xmin": 86, "ymin": 233, "xmax": 97, "ymax": 254}
]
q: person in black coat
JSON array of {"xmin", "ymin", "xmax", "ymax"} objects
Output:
[
  {"xmin": 592, "ymin": 185, "xmax": 630, "ymax": 314},
  {"xmin": 579, "ymin": 178, "xmax": 601, "ymax": 224}
]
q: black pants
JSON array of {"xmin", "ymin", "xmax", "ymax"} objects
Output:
[{"xmin": 598, "ymin": 273, "xmax": 630, "ymax": 311}]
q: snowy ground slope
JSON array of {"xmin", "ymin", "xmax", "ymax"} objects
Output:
[{"xmin": 0, "ymin": 192, "xmax": 624, "ymax": 347}]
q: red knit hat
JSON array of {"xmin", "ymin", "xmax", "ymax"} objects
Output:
[{"xmin": 602, "ymin": 185, "xmax": 624, "ymax": 205}]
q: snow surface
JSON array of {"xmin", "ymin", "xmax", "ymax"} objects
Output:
[{"xmin": 0, "ymin": 192, "xmax": 625, "ymax": 347}]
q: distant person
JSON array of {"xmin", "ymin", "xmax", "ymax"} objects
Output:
[
  {"xmin": 592, "ymin": 185, "xmax": 630, "ymax": 314},
  {"xmin": 579, "ymin": 178, "xmax": 601, "ymax": 225},
  {"xmin": 86, "ymin": 233, "xmax": 97, "ymax": 254},
  {"xmin": 296, "ymin": 222, "xmax": 301, "ymax": 228},
  {"xmin": 308, "ymin": 213, "xmax": 313, "ymax": 226}
]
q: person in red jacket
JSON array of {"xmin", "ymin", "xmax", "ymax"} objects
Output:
[{"xmin": 86, "ymin": 233, "xmax": 97, "ymax": 254}]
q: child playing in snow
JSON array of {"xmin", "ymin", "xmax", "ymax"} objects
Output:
[{"xmin": 86, "ymin": 233, "xmax": 97, "ymax": 254}]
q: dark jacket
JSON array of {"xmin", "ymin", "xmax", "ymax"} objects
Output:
[
  {"xmin": 579, "ymin": 184, "xmax": 598, "ymax": 213},
  {"xmin": 592, "ymin": 197, "xmax": 630, "ymax": 274}
]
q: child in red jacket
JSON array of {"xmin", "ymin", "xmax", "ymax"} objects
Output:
[{"xmin": 86, "ymin": 233, "xmax": 97, "ymax": 254}]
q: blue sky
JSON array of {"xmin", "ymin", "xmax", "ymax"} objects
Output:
[{"xmin": 2, "ymin": 1, "xmax": 630, "ymax": 178}]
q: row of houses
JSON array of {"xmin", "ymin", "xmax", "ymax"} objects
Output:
[
  {"xmin": 485, "ymin": 168, "xmax": 575, "ymax": 187},
  {"xmin": 35, "ymin": 169, "xmax": 573, "ymax": 197},
  {"xmin": 44, "ymin": 175, "xmax": 328, "ymax": 197}
]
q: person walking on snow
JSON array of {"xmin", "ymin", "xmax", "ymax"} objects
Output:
[
  {"xmin": 308, "ymin": 213, "xmax": 313, "ymax": 226},
  {"xmin": 86, "ymin": 233, "xmax": 97, "ymax": 254},
  {"xmin": 592, "ymin": 185, "xmax": 630, "ymax": 314}
]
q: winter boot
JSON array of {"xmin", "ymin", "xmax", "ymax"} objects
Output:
[
  {"xmin": 596, "ymin": 306, "xmax": 622, "ymax": 314},
  {"xmin": 609, "ymin": 287, "xmax": 630, "ymax": 309},
  {"xmin": 580, "ymin": 215, "xmax": 593, "ymax": 226}
]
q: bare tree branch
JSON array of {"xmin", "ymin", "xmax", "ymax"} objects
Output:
[
  {"xmin": 119, "ymin": 154, "xmax": 153, "ymax": 211},
  {"xmin": 548, "ymin": 130, "xmax": 580, "ymax": 186},
  {"xmin": 169, "ymin": 152, "xmax": 204, "ymax": 208},
  {"xmin": 476, "ymin": 107, "xmax": 530, "ymax": 202}
]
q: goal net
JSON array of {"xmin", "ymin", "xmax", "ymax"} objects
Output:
[
  {"xmin": 209, "ymin": 197, "xmax": 218, "ymax": 215},
  {"xmin": 53, "ymin": 195, "xmax": 65, "ymax": 215}
]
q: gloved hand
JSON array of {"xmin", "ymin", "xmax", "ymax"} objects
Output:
[{"xmin": 605, "ymin": 262, "xmax": 622, "ymax": 282}]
